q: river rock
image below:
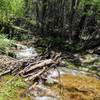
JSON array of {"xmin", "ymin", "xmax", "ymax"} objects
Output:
[
  {"xmin": 13, "ymin": 43, "xmax": 27, "ymax": 50},
  {"xmin": 94, "ymin": 47, "xmax": 100, "ymax": 55},
  {"xmin": 80, "ymin": 54, "xmax": 99, "ymax": 65}
]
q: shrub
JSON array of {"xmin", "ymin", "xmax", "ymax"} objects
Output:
[
  {"xmin": 0, "ymin": 34, "xmax": 14, "ymax": 53},
  {"xmin": 0, "ymin": 0, "xmax": 25, "ymax": 22}
]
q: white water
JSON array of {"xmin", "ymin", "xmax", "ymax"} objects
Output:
[{"xmin": 14, "ymin": 44, "xmax": 38, "ymax": 59}]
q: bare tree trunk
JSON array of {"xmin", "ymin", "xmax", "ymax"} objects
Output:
[
  {"xmin": 24, "ymin": 0, "xmax": 29, "ymax": 17},
  {"xmin": 69, "ymin": 0, "xmax": 76, "ymax": 37},
  {"xmin": 41, "ymin": 0, "xmax": 47, "ymax": 35}
]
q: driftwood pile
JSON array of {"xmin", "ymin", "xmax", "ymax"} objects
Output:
[{"xmin": 0, "ymin": 51, "xmax": 62, "ymax": 82}]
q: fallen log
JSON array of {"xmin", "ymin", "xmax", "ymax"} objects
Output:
[
  {"xmin": 25, "ymin": 67, "xmax": 46, "ymax": 81},
  {"xmin": 21, "ymin": 59, "xmax": 54, "ymax": 74},
  {"xmin": 0, "ymin": 69, "xmax": 11, "ymax": 77},
  {"xmin": 0, "ymin": 50, "xmax": 62, "ymax": 84},
  {"xmin": 11, "ymin": 24, "xmax": 31, "ymax": 33}
]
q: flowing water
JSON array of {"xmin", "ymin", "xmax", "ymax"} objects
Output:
[
  {"xmin": 0, "ymin": 44, "xmax": 100, "ymax": 100},
  {"xmin": 27, "ymin": 67, "xmax": 100, "ymax": 100},
  {"xmin": 15, "ymin": 44, "xmax": 100, "ymax": 100}
]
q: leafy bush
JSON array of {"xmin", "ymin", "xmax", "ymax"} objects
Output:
[
  {"xmin": 0, "ymin": 0, "xmax": 25, "ymax": 21},
  {"xmin": 0, "ymin": 75, "xmax": 27, "ymax": 100},
  {"xmin": 0, "ymin": 34, "xmax": 14, "ymax": 53}
]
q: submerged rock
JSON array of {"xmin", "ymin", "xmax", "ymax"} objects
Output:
[
  {"xmin": 35, "ymin": 96, "xmax": 58, "ymax": 100},
  {"xmin": 28, "ymin": 67, "xmax": 100, "ymax": 100},
  {"xmin": 28, "ymin": 84, "xmax": 60, "ymax": 100}
]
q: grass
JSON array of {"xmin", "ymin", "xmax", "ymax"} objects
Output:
[
  {"xmin": 0, "ymin": 75, "xmax": 29, "ymax": 100},
  {"xmin": 0, "ymin": 34, "xmax": 30, "ymax": 100},
  {"xmin": 0, "ymin": 34, "xmax": 14, "ymax": 53}
]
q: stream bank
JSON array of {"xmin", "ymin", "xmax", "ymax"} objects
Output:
[{"xmin": 0, "ymin": 42, "xmax": 100, "ymax": 100}]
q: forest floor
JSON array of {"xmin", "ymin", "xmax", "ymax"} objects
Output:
[{"xmin": 0, "ymin": 37, "xmax": 100, "ymax": 100}]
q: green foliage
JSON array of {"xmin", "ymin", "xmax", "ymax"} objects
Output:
[
  {"xmin": 20, "ymin": 34, "xmax": 30, "ymax": 41},
  {"xmin": 0, "ymin": 0, "xmax": 25, "ymax": 21},
  {"xmin": 0, "ymin": 34, "xmax": 14, "ymax": 53},
  {"xmin": 0, "ymin": 75, "xmax": 28, "ymax": 100},
  {"xmin": 64, "ymin": 59, "xmax": 75, "ymax": 68},
  {"xmin": 80, "ymin": 0, "xmax": 100, "ymax": 8}
]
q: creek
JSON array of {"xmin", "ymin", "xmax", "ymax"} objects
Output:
[{"xmin": 13, "ymin": 44, "xmax": 100, "ymax": 100}]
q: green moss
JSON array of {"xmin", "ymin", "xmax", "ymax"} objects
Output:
[
  {"xmin": 64, "ymin": 60, "xmax": 75, "ymax": 68},
  {"xmin": 0, "ymin": 75, "xmax": 29, "ymax": 100}
]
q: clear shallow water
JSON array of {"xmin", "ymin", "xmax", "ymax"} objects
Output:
[{"xmin": 28, "ymin": 66, "xmax": 100, "ymax": 100}]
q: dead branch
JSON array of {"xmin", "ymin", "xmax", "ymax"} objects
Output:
[
  {"xmin": 21, "ymin": 59, "xmax": 54, "ymax": 74},
  {"xmin": 25, "ymin": 67, "xmax": 46, "ymax": 81},
  {"xmin": 0, "ymin": 69, "xmax": 11, "ymax": 77},
  {"xmin": 0, "ymin": 51, "xmax": 63, "ymax": 84}
]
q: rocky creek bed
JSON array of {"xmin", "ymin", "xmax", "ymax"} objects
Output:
[
  {"xmin": 0, "ymin": 43, "xmax": 100, "ymax": 100},
  {"xmin": 26, "ymin": 67, "xmax": 100, "ymax": 100}
]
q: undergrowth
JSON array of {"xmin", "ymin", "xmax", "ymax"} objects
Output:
[
  {"xmin": 0, "ymin": 34, "xmax": 14, "ymax": 53},
  {"xmin": 0, "ymin": 75, "xmax": 29, "ymax": 100},
  {"xmin": 0, "ymin": 0, "xmax": 24, "ymax": 22}
]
